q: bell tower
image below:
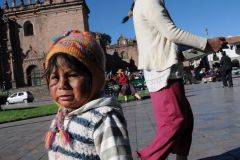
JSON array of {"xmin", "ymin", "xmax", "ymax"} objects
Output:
[{"xmin": 1, "ymin": 0, "xmax": 90, "ymax": 88}]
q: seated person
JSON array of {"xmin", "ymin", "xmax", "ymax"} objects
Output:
[{"xmin": 115, "ymin": 68, "xmax": 141, "ymax": 102}]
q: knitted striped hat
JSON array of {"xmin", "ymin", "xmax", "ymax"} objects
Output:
[{"xmin": 45, "ymin": 30, "xmax": 106, "ymax": 100}]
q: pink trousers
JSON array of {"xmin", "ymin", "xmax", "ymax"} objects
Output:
[{"xmin": 137, "ymin": 79, "xmax": 194, "ymax": 160}]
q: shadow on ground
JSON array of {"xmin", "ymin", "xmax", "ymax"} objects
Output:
[
  {"xmin": 141, "ymin": 95, "xmax": 150, "ymax": 100},
  {"xmin": 199, "ymin": 147, "xmax": 240, "ymax": 160}
]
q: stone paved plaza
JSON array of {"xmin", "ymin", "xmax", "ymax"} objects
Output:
[{"xmin": 0, "ymin": 79, "xmax": 240, "ymax": 160}]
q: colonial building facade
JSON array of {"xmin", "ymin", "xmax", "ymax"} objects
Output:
[
  {"xmin": 0, "ymin": 0, "xmax": 90, "ymax": 90},
  {"xmin": 0, "ymin": 1, "xmax": 140, "ymax": 94},
  {"xmin": 105, "ymin": 35, "xmax": 138, "ymax": 73}
]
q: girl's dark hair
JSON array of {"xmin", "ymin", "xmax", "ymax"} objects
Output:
[{"xmin": 43, "ymin": 53, "xmax": 92, "ymax": 85}]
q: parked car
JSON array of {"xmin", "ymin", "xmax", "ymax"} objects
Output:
[
  {"xmin": 232, "ymin": 67, "xmax": 240, "ymax": 75},
  {"xmin": 6, "ymin": 91, "xmax": 34, "ymax": 105}
]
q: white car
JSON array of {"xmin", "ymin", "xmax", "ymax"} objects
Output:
[
  {"xmin": 232, "ymin": 67, "xmax": 240, "ymax": 75},
  {"xmin": 6, "ymin": 91, "xmax": 34, "ymax": 105}
]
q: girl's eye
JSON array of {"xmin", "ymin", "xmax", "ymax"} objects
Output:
[
  {"xmin": 50, "ymin": 75, "xmax": 59, "ymax": 80},
  {"xmin": 68, "ymin": 72, "xmax": 81, "ymax": 78},
  {"xmin": 69, "ymin": 74, "xmax": 78, "ymax": 77}
]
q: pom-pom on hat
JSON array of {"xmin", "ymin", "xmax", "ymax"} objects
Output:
[{"xmin": 45, "ymin": 30, "xmax": 106, "ymax": 101}]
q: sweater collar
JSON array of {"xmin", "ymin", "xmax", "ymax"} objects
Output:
[{"xmin": 67, "ymin": 95, "xmax": 121, "ymax": 117}]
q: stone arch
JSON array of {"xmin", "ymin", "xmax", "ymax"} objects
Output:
[
  {"xmin": 232, "ymin": 59, "xmax": 240, "ymax": 67},
  {"xmin": 26, "ymin": 65, "xmax": 41, "ymax": 86},
  {"xmin": 23, "ymin": 21, "xmax": 34, "ymax": 36}
]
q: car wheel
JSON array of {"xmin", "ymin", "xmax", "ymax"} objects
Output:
[
  {"xmin": 24, "ymin": 99, "xmax": 28, "ymax": 103},
  {"xmin": 6, "ymin": 101, "xmax": 9, "ymax": 105}
]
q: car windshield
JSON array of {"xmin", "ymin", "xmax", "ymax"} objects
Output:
[{"xmin": 10, "ymin": 93, "xmax": 17, "ymax": 98}]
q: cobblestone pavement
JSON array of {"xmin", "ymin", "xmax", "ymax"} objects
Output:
[{"xmin": 0, "ymin": 79, "xmax": 240, "ymax": 160}]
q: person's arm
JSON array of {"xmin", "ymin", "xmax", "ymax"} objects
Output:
[
  {"xmin": 143, "ymin": 0, "xmax": 226, "ymax": 52},
  {"xmin": 142, "ymin": 0, "xmax": 206, "ymax": 50},
  {"xmin": 93, "ymin": 112, "xmax": 133, "ymax": 160}
]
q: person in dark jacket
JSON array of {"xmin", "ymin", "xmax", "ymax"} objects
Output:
[{"xmin": 220, "ymin": 51, "xmax": 233, "ymax": 87}]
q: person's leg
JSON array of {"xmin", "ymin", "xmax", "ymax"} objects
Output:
[
  {"xmin": 134, "ymin": 93, "xmax": 142, "ymax": 100},
  {"xmin": 120, "ymin": 84, "xmax": 128, "ymax": 97},
  {"xmin": 120, "ymin": 85, "xmax": 128, "ymax": 102},
  {"xmin": 171, "ymin": 81, "xmax": 194, "ymax": 159},
  {"xmin": 129, "ymin": 84, "xmax": 141, "ymax": 100},
  {"xmin": 221, "ymin": 71, "xmax": 228, "ymax": 87},
  {"xmin": 227, "ymin": 69, "xmax": 233, "ymax": 87},
  {"xmin": 137, "ymin": 79, "xmax": 191, "ymax": 160},
  {"xmin": 124, "ymin": 95, "xmax": 128, "ymax": 102}
]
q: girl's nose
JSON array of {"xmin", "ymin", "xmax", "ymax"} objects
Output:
[{"xmin": 58, "ymin": 77, "xmax": 70, "ymax": 89}]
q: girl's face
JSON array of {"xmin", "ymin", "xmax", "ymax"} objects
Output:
[{"xmin": 48, "ymin": 57, "xmax": 91, "ymax": 109}]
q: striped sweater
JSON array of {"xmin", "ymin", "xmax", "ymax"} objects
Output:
[{"xmin": 48, "ymin": 96, "xmax": 133, "ymax": 160}]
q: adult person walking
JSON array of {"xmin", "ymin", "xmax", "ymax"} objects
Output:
[
  {"xmin": 123, "ymin": 0, "xmax": 227, "ymax": 160},
  {"xmin": 220, "ymin": 51, "xmax": 233, "ymax": 87}
]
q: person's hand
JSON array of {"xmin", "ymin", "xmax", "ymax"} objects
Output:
[{"xmin": 205, "ymin": 37, "xmax": 228, "ymax": 53}]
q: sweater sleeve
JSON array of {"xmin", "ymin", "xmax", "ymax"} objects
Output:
[
  {"xmin": 144, "ymin": 0, "xmax": 207, "ymax": 50},
  {"xmin": 93, "ymin": 112, "xmax": 133, "ymax": 160}
]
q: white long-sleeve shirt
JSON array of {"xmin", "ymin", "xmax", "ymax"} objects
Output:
[
  {"xmin": 133, "ymin": 0, "xmax": 207, "ymax": 91},
  {"xmin": 133, "ymin": 0, "xmax": 207, "ymax": 71}
]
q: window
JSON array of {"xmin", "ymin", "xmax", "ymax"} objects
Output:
[
  {"xmin": 236, "ymin": 44, "xmax": 240, "ymax": 55},
  {"xmin": 23, "ymin": 21, "xmax": 34, "ymax": 36},
  {"xmin": 236, "ymin": 44, "xmax": 240, "ymax": 49}
]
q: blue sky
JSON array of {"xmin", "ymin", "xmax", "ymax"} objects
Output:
[{"xmin": 1, "ymin": 0, "xmax": 239, "ymax": 44}]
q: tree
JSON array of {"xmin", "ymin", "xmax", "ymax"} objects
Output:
[{"xmin": 93, "ymin": 32, "xmax": 112, "ymax": 49}]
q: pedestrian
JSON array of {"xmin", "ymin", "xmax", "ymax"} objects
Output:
[
  {"xmin": 123, "ymin": 1, "xmax": 227, "ymax": 160},
  {"xmin": 43, "ymin": 30, "xmax": 133, "ymax": 160},
  {"xmin": 115, "ymin": 68, "xmax": 141, "ymax": 102},
  {"xmin": 220, "ymin": 51, "xmax": 233, "ymax": 87}
]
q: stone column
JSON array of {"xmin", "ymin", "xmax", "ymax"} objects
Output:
[
  {"xmin": 9, "ymin": 53, "xmax": 16, "ymax": 88},
  {"xmin": 5, "ymin": 22, "xmax": 16, "ymax": 88},
  {"xmin": 27, "ymin": 0, "xmax": 31, "ymax": 5},
  {"xmin": 12, "ymin": 0, "xmax": 16, "ymax": 7},
  {"xmin": 20, "ymin": 0, "xmax": 24, "ymax": 7},
  {"xmin": 4, "ymin": 0, "xmax": 9, "ymax": 9},
  {"xmin": 36, "ymin": 0, "xmax": 41, "ymax": 4}
]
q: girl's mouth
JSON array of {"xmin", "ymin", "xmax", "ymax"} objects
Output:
[{"xmin": 59, "ymin": 95, "xmax": 73, "ymax": 101}]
